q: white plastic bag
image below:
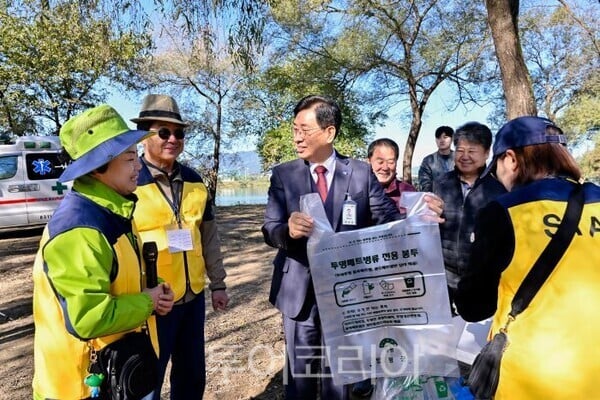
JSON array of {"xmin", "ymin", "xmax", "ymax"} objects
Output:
[
  {"xmin": 455, "ymin": 317, "xmax": 492, "ymax": 366},
  {"xmin": 301, "ymin": 192, "xmax": 459, "ymax": 385}
]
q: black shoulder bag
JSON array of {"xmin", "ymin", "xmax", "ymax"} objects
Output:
[
  {"xmin": 466, "ymin": 184, "xmax": 584, "ymax": 400},
  {"xmin": 86, "ymin": 328, "xmax": 158, "ymax": 400}
]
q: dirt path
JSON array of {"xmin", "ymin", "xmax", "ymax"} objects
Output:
[{"xmin": 0, "ymin": 205, "xmax": 286, "ymax": 400}]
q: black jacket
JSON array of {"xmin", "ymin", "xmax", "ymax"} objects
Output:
[{"xmin": 433, "ymin": 169, "xmax": 506, "ymax": 286}]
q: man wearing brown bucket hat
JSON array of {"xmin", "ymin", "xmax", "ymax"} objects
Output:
[
  {"xmin": 32, "ymin": 104, "xmax": 175, "ymax": 399},
  {"xmin": 132, "ymin": 94, "xmax": 229, "ymax": 400}
]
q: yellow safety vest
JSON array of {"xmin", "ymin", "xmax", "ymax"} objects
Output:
[
  {"xmin": 492, "ymin": 196, "xmax": 600, "ymax": 399},
  {"xmin": 134, "ymin": 181, "xmax": 209, "ymax": 301}
]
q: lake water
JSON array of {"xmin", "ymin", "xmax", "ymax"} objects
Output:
[{"xmin": 216, "ymin": 186, "xmax": 268, "ymax": 206}]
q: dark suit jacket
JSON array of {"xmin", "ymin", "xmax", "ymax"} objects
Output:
[{"xmin": 262, "ymin": 153, "xmax": 402, "ymax": 319}]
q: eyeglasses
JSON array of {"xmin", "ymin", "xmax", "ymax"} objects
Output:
[
  {"xmin": 151, "ymin": 127, "xmax": 185, "ymax": 140},
  {"xmin": 291, "ymin": 126, "xmax": 323, "ymax": 138}
]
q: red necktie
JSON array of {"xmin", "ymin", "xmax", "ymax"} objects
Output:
[{"xmin": 315, "ymin": 165, "xmax": 328, "ymax": 202}]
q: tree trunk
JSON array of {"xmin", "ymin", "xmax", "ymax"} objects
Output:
[
  {"xmin": 210, "ymin": 101, "xmax": 222, "ymax": 206},
  {"xmin": 0, "ymin": 91, "xmax": 16, "ymax": 135},
  {"xmin": 402, "ymin": 114, "xmax": 423, "ymax": 185},
  {"xmin": 485, "ymin": 0, "xmax": 537, "ymax": 119}
]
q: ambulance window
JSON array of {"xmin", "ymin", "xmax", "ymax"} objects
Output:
[
  {"xmin": 25, "ymin": 153, "xmax": 64, "ymax": 180},
  {"xmin": 0, "ymin": 155, "xmax": 18, "ymax": 179}
]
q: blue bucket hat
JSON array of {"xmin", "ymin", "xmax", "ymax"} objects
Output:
[
  {"xmin": 59, "ymin": 105, "xmax": 153, "ymax": 182},
  {"xmin": 482, "ymin": 116, "xmax": 567, "ymax": 178}
]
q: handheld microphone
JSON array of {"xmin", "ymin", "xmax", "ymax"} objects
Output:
[{"xmin": 142, "ymin": 241, "xmax": 158, "ymax": 288}]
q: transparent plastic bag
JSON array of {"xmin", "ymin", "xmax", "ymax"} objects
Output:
[
  {"xmin": 376, "ymin": 375, "xmax": 474, "ymax": 400},
  {"xmin": 300, "ymin": 192, "xmax": 459, "ymax": 386}
]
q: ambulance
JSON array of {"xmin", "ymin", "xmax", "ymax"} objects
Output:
[{"xmin": 0, "ymin": 135, "xmax": 69, "ymax": 231}]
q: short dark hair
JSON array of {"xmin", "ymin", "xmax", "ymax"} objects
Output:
[
  {"xmin": 453, "ymin": 122, "xmax": 492, "ymax": 150},
  {"xmin": 367, "ymin": 138, "xmax": 399, "ymax": 160},
  {"xmin": 435, "ymin": 126, "xmax": 454, "ymax": 139},
  {"xmin": 293, "ymin": 95, "xmax": 342, "ymax": 136}
]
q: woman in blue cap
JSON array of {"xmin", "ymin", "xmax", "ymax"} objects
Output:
[
  {"xmin": 32, "ymin": 105, "xmax": 175, "ymax": 399},
  {"xmin": 455, "ymin": 116, "xmax": 600, "ymax": 399}
]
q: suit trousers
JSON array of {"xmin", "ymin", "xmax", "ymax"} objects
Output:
[
  {"xmin": 283, "ymin": 302, "xmax": 348, "ymax": 400},
  {"xmin": 152, "ymin": 293, "xmax": 206, "ymax": 400}
]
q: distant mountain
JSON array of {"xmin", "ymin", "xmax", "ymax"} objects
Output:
[{"xmin": 220, "ymin": 151, "xmax": 262, "ymax": 177}]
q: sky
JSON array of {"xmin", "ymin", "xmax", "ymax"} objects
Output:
[
  {"xmin": 108, "ymin": 84, "xmax": 492, "ymax": 168},
  {"xmin": 372, "ymin": 93, "xmax": 492, "ymax": 168},
  {"xmin": 105, "ymin": 2, "xmax": 495, "ymax": 169}
]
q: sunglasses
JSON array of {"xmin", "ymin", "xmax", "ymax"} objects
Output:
[{"xmin": 152, "ymin": 127, "xmax": 185, "ymax": 140}]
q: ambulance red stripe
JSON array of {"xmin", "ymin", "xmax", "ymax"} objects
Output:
[{"xmin": 0, "ymin": 196, "xmax": 64, "ymax": 205}]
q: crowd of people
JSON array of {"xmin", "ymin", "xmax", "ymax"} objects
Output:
[{"xmin": 31, "ymin": 93, "xmax": 599, "ymax": 400}]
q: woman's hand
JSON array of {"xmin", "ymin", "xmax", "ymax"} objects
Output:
[{"xmin": 144, "ymin": 283, "xmax": 175, "ymax": 316}]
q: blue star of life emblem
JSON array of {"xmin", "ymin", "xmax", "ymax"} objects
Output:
[{"xmin": 32, "ymin": 158, "xmax": 52, "ymax": 175}]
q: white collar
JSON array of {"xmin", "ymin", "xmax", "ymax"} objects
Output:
[{"xmin": 309, "ymin": 151, "xmax": 336, "ymax": 174}]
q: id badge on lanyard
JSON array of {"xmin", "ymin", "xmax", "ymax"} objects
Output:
[
  {"xmin": 342, "ymin": 193, "xmax": 357, "ymax": 226},
  {"xmin": 165, "ymin": 223, "xmax": 194, "ymax": 253},
  {"xmin": 160, "ymin": 179, "xmax": 193, "ymax": 253}
]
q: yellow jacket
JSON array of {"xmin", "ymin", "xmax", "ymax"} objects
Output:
[{"xmin": 32, "ymin": 177, "xmax": 155, "ymax": 399}]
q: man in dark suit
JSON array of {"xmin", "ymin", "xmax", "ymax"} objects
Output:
[{"xmin": 262, "ymin": 95, "xmax": 442, "ymax": 399}]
